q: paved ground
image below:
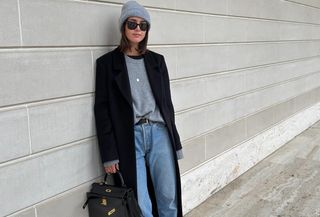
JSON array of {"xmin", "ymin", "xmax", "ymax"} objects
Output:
[{"xmin": 185, "ymin": 121, "xmax": 320, "ymax": 217}]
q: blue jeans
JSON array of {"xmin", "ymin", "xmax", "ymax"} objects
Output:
[{"xmin": 134, "ymin": 122, "xmax": 178, "ymax": 217}]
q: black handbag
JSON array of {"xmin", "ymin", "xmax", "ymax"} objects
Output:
[{"xmin": 83, "ymin": 171, "xmax": 142, "ymax": 217}]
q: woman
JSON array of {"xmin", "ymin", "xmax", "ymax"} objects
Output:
[{"xmin": 94, "ymin": 1, "xmax": 183, "ymax": 216}]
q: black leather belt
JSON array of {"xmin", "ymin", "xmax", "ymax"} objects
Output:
[
  {"xmin": 136, "ymin": 118, "xmax": 152, "ymax": 125},
  {"xmin": 136, "ymin": 118, "xmax": 165, "ymax": 126}
]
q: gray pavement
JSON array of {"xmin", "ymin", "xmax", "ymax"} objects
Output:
[{"xmin": 185, "ymin": 121, "xmax": 320, "ymax": 217}]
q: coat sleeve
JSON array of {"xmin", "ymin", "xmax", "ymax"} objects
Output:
[
  {"xmin": 160, "ymin": 55, "xmax": 182, "ymax": 151},
  {"xmin": 94, "ymin": 59, "xmax": 119, "ymax": 164}
]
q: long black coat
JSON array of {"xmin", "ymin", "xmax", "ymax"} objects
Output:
[{"xmin": 94, "ymin": 47, "xmax": 183, "ymax": 216}]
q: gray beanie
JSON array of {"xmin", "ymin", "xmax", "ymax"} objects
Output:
[{"xmin": 119, "ymin": 1, "xmax": 151, "ymax": 31}]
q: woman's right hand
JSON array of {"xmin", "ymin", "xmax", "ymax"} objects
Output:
[{"xmin": 104, "ymin": 163, "xmax": 119, "ymax": 174}]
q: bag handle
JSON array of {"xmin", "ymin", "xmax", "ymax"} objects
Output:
[{"xmin": 104, "ymin": 171, "xmax": 126, "ymax": 187}]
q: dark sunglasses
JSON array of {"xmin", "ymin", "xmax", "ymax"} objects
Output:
[{"xmin": 126, "ymin": 20, "xmax": 149, "ymax": 31}]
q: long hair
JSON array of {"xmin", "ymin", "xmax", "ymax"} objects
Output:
[{"xmin": 119, "ymin": 21, "xmax": 149, "ymax": 55}]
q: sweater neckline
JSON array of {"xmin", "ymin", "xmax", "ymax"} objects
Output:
[{"xmin": 126, "ymin": 54, "xmax": 144, "ymax": 60}]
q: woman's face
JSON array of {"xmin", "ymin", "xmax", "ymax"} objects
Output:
[{"xmin": 125, "ymin": 16, "xmax": 147, "ymax": 46}]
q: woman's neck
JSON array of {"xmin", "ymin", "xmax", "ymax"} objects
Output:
[{"xmin": 125, "ymin": 48, "xmax": 140, "ymax": 56}]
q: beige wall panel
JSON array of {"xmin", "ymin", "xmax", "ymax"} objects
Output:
[
  {"xmin": 176, "ymin": 0, "xmax": 227, "ymax": 14},
  {"xmin": 311, "ymin": 88, "xmax": 320, "ymax": 107},
  {"xmin": 179, "ymin": 137, "xmax": 206, "ymax": 174},
  {"xmin": 205, "ymin": 16, "xmax": 320, "ymax": 43},
  {"xmin": 0, "ymin": 49, "xmax": 93, "ymax": 107},
  {"xmin": 175, "ymin": 45, "xmax": 228, "ymax": 79},
  {"xmin": 92, "ymin": 47, "xmax": 114, "ymax": 62},
  {"xmin": 273, "ymin": 98, "xmax": 295, "ymax": 124},
  {"xmin": 0, "ymin": 0, "xmax": 20, "ymax": 47},
  {"xmin": 293, "ymin": 88, "xmax": 317, "ymax": 112},
  {"xmin": 28, "ymin": 96, "xmax": 94, "ymax": 153},
  {"xmin": 316, "ymin": 87, "xmax": 320, "ymax": 102},
  {"xmin": 246, "ymin": 107, "xmax": 276, "ymax": 138},
  {"xmin": 148, "ymin": 10, "xmax": 204, "ymax": 44},
  {"xmin": 20, "ymin": 0, "xmax": 120, "ymax": 46},
  {"xmin": 0, "ymin": 106, "xmax": 30, "ymax": 163},
  {"xmin": 280, "ymin": 23, "xmax": 320, "ymax": 40},
  {"xmin": 205, "ymin": 119, "xmax": 247, "ymax": 160}
]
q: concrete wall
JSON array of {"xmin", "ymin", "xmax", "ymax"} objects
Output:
[{"xmin": 1, "ymin": 0, "xmax": 320, "ymax": 216}]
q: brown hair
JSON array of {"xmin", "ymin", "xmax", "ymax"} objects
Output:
[{"xmin": 119, "ymin": 21, "xmax": 149, "ymax": 55}]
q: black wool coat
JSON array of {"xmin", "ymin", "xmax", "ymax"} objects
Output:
[{"xmin": 94, "ymin": 47, "xmax": 183, "ymax": 217}]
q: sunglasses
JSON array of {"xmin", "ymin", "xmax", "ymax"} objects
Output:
[{"xmin": 126, "ymin": 20, "xmax": 149, "ymax": 31}]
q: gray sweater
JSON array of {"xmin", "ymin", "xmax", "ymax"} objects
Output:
[{"xmin": 125, "ymin": 54, "xmax": 165, "ymax": 124}]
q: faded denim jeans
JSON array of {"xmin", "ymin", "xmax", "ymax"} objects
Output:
[{"xmin": 134, "ymin": 122, "xmax": 177, "ymax": 217}]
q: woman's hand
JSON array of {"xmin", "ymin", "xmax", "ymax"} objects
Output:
[{"xmin": 104, "ymin": 163, "xmax": 119, "ymax": 174}]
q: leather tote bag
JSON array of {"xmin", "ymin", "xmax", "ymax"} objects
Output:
[{"xmin": 83, "ymin": 171, "xmax": 141, "ymax": 217}]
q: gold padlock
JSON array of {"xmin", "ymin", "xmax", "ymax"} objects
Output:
[{"xmin": 101, "ymin": 198, "xmax": 107, "ymax": 206}]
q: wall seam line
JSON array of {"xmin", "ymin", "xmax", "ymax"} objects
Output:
[
  {"xmin": 34, "ymin": 205, "xmax": 38, "ymax": 217},
  {"xmin": 17, "ymin": 0, "xmax": 23, "ymax": 46},
  {"xmin": 202, "ymin": 15, "xmax": 206, "ymax": 43},
  {"xmin": 204, "ymin": 132, "xmax": 207, "ymax": 160},
  {"xmin": 91, "ymin": 49, "xmax": 94, "ymax": 73},
  {"xmin": 283, "ymin": 0, "xmax": 320, "ymax": 9},
  {"xmin": 26, "ymin": 105, "xmax": 32, "ymax": 155}
]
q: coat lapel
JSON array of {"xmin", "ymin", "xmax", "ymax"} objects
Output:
[
  {"xmin": 144, "ymin": 51, "xmax": 164, "ymax": 108},
  {"xmin": 112, "ymin": 48, "xmax": 133, "ymax": 107}
]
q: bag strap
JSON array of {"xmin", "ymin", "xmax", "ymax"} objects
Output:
[{"xmin": 104, "ymin": 171, "xmax": 126, "ymax": 187}]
